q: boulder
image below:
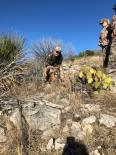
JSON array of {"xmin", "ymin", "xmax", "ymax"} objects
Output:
[
  {"xmin": 82, "ymin": 116, "xmax": 96, "ymax": 125},
  {"xmin": 10, "ymin": 101, "xmax": 61, "ymax": 131},
  {"xmin": 99, "ymin": 114, "xmax": 116, "ymax": 128}
]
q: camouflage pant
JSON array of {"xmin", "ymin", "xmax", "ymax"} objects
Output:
[
  {"xmin": 45, "ymin": 66, "xmax": 60, "ymax": 81},
  {"xmin": 102, "ymin": 44, "xmax": 111, "ymax": 68}
]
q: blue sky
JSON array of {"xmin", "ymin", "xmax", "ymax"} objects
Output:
[{"xmin": 0, "ymin": 0, "xmax": 115, "ymax": 54}]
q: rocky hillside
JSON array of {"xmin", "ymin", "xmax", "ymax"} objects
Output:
[{"xmin": 0, "ymin": 56, "xmax": 116, "ymax": 155}]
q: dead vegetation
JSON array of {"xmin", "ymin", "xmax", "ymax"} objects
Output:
[{"xmin": 0, "ymin": 36, "xmax": 115, "ymax": 155}]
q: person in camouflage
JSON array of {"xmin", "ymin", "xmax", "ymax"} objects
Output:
[
  {"xmin": 45, "ymin": 46, "xmax": 63, "ymax": 82},
  {"xmin": 99, "ymin": 18, "xmax": 112, "ymax": 68}
]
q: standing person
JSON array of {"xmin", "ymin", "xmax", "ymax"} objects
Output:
[
  {"xmin": 45, "ymin": 46, "xmax": 63, "ymax": 82},
  {"xmin": 99, "ymin": 18, "xmax": 112, "ymax": 68}
]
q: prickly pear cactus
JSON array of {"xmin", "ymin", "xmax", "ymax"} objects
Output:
[{"xmin": 74, "ymin": 66, "xmax": 114, "ymax": 95}]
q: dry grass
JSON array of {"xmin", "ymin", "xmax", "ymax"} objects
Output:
[
  {"xmin": 65, "ymin": 56, "xmax": 103, "ymax": 66},
  {"xmin": 90, "ymin": 123, "xmax": 116, "ymax": 155},
  {"xmin": 93, "ymin": 92, "xmax": 116, "ymax": 107},
  {"xmin": 0, "ymin": 56, "xmax": 116, "ymax": 155}
]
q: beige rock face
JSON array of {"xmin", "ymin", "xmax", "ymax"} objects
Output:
[
  {"xmin": 0, "ymin": 127, "xmax": 6, "ymax": 142},
  {"xmin": 99, "ymin": 114, "xmax": 116, "ymax": 128},
  {"xmin": 82, "ymin": 116, "xmax": 96, "ymax": 125},
  {"xmin": 9, "ymin": 99, "xmax": 61, "ymax": 131}
]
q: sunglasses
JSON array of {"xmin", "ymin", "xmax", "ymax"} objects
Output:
[{"xmin": 56, "ymin": 51, "xmax": 61, "ymax": 53}]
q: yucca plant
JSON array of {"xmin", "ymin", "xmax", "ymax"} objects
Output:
[
  {"xmin": 0, "ymin": 33, "xmax": 26, "ymax": 96},
  {"xmin": 0, "ymin": 33, "xmax": 25, "ymax": 63}
]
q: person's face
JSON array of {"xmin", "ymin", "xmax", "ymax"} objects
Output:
[
  {"xmin": 102, "ymin": 21, "xmax": 108, "ymax": 27},
  {"xmin": 54, "ymin": 50, "xmax": 60, "ymax": 56}
]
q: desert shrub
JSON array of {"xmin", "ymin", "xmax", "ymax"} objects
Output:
[
  {"xmin": 73, "ymin": 66, "xmax": 114, "ymax": 95},
  {"xmin": 0, "ymin": 33, "xmax": 25, "ymax": 63},
  {"xmin": 0, "ymin": 33, "xmax": 26, "ymax": 96}
]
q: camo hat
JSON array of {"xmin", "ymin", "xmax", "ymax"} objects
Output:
[{"xmin": 99, "ymin": 18, "xmax": 110, "ymax": 25}]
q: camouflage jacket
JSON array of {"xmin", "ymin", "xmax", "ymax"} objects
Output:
[
  {"xmin": 99, "ymin": 25, "xmax": 112, "ymax": 47},
  {"xmin": 45, "ymin": 53, "xmax": 63, "ymax": 67},
  {"xmin": 111, "ymin": 15, "xmax": 116, "ymax": 38}
]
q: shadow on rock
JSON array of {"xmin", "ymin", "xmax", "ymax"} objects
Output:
[{"xmin": 62, "ymin": 137, "xmax": 89, "ymax": 155}]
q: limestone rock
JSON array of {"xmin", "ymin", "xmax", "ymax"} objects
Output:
[
  {"xmin": 46, "ymin": 138, "xmax": 54, "ymax": 150},
  {"xmin": 10, "ymin": 101, "xmax": 61, "ymax": 131},
  {"xmin": 9, "ymin": 108, "xmax": 21, "ymax": 129},
  {"xmin": 41, "ymin": 125, "xmax": 60, "ymax": 140},
  {"xmin": 82, "ymin": 124, "xmax": 93, "ymax": 135},
  {"xmin": 62, "ymin": 105, "xmax": 72, "ymax": 114},
  {"xmin": 0, "ymin": 127, "xmax": 6, "ymax": 142},
  {"xmin": 0, "ymin": 111, "xmax": 2, "ymax": 116},
  {"xmin": 99, "ymin": 114, "xmax": 116, "ymax": 128},
  {"xmin": 70, "ymin": 122, "xmax": 85, "ymax": 140},
  {"xmin": 71, "ymin": 122, "xmax": 81, "ymax": 133},
  {"xmin": 90, "ymin": 150, "xmax": 100, "ymax": 155},
  {"xmin": 46, "ymin": 138, "xmax": 65, "ymax": 151},
  {"xmin": 62, "ymin": 125, "xmax": 69, "ymax": 134},
  {"xmin": 54, "ymin": 138, "xmax": 65, "ymax": 150},
  {"xmin": 76, "ymin": 131, "xmax": 85, "ymax": 141},
  {"xmin": 81, "ymin": 104, "xmax": 101, "ymax": 113},
  {"xmin": 25, "ymin": 105, "xmax": 61, "ymax": 131},
  {"xmin": 82, "ymin": 116, "xmax": 96, "ymax": 125}
]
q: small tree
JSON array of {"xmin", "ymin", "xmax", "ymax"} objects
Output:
[{"xmin": 32, "ymin": 38, "xmax": 62, "ymax": 63}]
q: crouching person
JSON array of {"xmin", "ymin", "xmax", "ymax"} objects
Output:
[{"xmin": 45, "ymin": 46, "xmax": 63, "ymax": 82}]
